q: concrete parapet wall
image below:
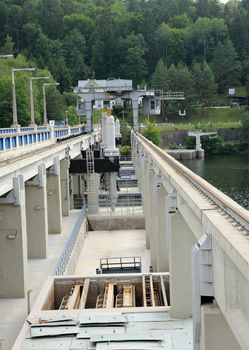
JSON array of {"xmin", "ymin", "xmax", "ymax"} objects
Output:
[
  {"xmin": 87, "ymin": 215, "xmax": 145, "ymax": 231},
  {"xmin": 161, "ymin": 127, "xmax": 242, "ymax": 147}
]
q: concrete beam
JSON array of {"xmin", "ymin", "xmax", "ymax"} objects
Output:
[
  {"xmin": 0, "ymin": 176, "xmax": 27, "ymax": 297},
  {"xmin": 25, "ymin": 164, "xmax": 48, "ymax": 258}
]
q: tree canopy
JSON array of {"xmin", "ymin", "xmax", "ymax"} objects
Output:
[{"xmin": 0, "ymin": 0, "xmax": 249, "ymax": 126}]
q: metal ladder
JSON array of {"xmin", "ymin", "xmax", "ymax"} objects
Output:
[{"xmin": 86, "ymin": 146, "xmax": 95, "ymax": 195}]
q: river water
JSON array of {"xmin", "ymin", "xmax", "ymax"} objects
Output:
[{"xmin": 181, "ymin": 154, "xmax": 249, "ymax": 210}]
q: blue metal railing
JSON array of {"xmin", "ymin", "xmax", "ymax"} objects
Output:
[
  {"xmin": 0, "ymin": 125, "xmax": 86, "ymax": 151},
  {"xmin": 53, "ymin": 203, "xmax": 86, "ymax": 276}
]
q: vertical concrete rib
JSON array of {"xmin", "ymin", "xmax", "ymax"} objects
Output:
[
  {"xmin": 157, "ymin": 185, "xmax": 169, "ymax": 272},
  {"xmin": 0, "ymin": 176, "xmax": 27, "ymax": 297},
  {"xmin": 60, "ymin": 158, "xmax": 70, "ymax": 216},
  {"xmin": 170, "ymin": 209, "xmax": 196, "ymax": 318},
  {"xmin": 47, "ymin": 157, "xmax": 62, "ymax": 234},
  {"xmin": 26, "ymin": 164, "xmax": 48, "ymax": 258}
]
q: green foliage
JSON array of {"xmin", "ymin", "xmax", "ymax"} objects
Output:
[
  {"xmin": 0, "ymin": 0, "xmax": 249, "ymax": 127},
  {"xmin": 192, "ymin": 62, "xmax": 217, "ymax": 106},
  {"xmin": 119, "ymin": 145, "xmax": 131, "ymax": 155},
  {"xmin": 211, "ymin": 39, "xmax": 241, "ymax": 92},
  {"xmin": 246, "ymin": 78, "xmax": 249, "ymax": 109},
  {"xmin": 187, "ymin": 134, "xmax": 248, "ymax": 154},
  {"xmin": 241, "ymin": 111, "xmax": 249, "ymax": 140},
  {"xmin": 201, "ymin": 136, "xmax": 248, "ymax": 154},
  {"xmin": 142, "ymin": 123, "xmax": 161, "ymax": 146},
  {"xmin": 120, "ymin": 120, "xmax": 131, "ymax": 146}
]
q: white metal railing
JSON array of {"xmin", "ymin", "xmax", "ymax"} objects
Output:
[{"xmin": 154, "ymin": 90, "xmax": 185, "ymax": 100}]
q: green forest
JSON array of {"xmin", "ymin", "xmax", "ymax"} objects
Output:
[{"xmin": 0, "ymin": 0, "xmax": 249, "ymax": 127}]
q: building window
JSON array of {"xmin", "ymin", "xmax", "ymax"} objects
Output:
[{"xmin": 150, "ymin": 100, "xmax": 155, "ymax": 110}]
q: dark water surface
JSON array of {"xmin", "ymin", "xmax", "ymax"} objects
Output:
[{"xmin": 181, "ymin": 154, "xmax": 249, "ymax": 210}]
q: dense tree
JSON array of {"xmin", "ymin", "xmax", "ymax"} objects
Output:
[
  {"xmin": 0, "ymin": 0, "xmax": 249, "ymax": 127},
  {"xmin": 246, "ymin": 78, "xmax": 249, "ymax": 109},
  {"xmin": 192, "ymin": 62, "xmax": 217, "ymax": 106},
  {"xmin": 211, "ymin": 39, "xmax": 241, "ymax": 92},
  {"xmin": 151, "ymin": 60, "xmax": 168, "ymax": 91},
  {"xmin": 156, "ymin": 23, "xmax": 187, "ymax": 65}
]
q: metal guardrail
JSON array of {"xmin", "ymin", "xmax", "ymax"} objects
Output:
[
  {"xmin": 98, "ymin": 256, "xmax": 142, "ymax": 274},
  {"xmin": 53, "ymin": 203, "xmax": 86, "ymax": 276},
  {"xmin": 0, "ymin": 125, "xmax": 86, "ymax": 151},
  {"xmin": 120, "ymin": 155, "xmax": 132, "ymax": 162}
]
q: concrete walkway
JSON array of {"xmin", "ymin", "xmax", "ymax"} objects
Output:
[
  {"xmin": 75, "ymin": 229, "xmax": 150, "ymax": 275},
  {"xmin": 0, "ymin": 210, "xmax": 80, "ymax": 350}
]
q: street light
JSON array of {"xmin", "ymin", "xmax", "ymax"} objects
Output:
[
  {"xmin": 43, "ymin": 83, "xmax": 60, "ymax": 126},
  {"xmin": 30, "ymin": 76, "xmax": 49, "ymax": 126},
  {"xmin": 12, "ymin": 67, "xmax": 35, "ymax": 127},
  {"xmin": 65, "ymin": 110, "xmax": 68, "ymax": 126}
]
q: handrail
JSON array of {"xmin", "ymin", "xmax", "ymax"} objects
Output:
[
  {"xmin": 53, "ymin": 203, "xmax": 86, "ymax": 276},
  {"xmin": 0, "ymin": 125, "xmax": 87, "ymax": 151},
  {"xmin": 134, "ymin": 132, "xmax": 249, "ymax": 231}
]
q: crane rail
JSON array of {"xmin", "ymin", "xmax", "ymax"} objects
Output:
[{"xmin": 134, "ymin": 132, "xmax": 249, "ymax": 234}]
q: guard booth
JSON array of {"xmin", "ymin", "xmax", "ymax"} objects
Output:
[{"xmin": 142, "ymin": 97, "xmax": 161, "ymax": 115}]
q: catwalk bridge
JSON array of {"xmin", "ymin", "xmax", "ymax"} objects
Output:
[{"xmin": 0, "ymin": 124, "xmax": 248, "ymax": 350}]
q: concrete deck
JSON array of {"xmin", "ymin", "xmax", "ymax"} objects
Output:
[
  {"xmin": 0, "ymin": 210, "xmax": 80, "ymax": 350},
  {"xmin": 75, "ymin": 229, "xmax": 150, "ymax": 275}
]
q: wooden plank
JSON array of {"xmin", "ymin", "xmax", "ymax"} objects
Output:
[
  {"xmin": 142, "ymin": 275, "xmax": 147, "ymax": 307},
  {"xmin": 105, "ymin": 283, "xmax": 114, "ymax": 309},
  {"xmin": 123, "ymin": 285, "xmax": 135, "ymax": 308},
  {"xmin": 66, "ymin": 285, "xmax": 81, "ymax": 310},
  {"xmin": 79, "ymin": 279, "xmax": 90, "ymax": 309},
  {"xmin": 149, "ymin": 275, "xmax": 155, "ymax": 307}
]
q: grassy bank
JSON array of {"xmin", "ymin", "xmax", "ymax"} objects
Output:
[
  {"xmin": 154, "ymin": 121, "xmax": 241, "ymax": 132},
  {"xmin": 140, "ymin": 107, "xmax": 245, "ymax": 125}
]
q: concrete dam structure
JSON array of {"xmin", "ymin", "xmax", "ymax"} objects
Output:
[{"xmin": 0, "ymin": 111, "xmax": 249, "ymax": 350}]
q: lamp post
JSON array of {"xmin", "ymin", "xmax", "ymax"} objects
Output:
[
  {"xmin": 65, "ymin": 110, "xmax": 68, "ymax": 126},
  {"xmin": 29, "ymin": 76, "xmax": 49, "ymax": 126},
  {"xmin": 12, "ymin": 67, "xmax": 35, "ymax": 127},
  {"xmin": 43, "ymin": 82, "xmax": 60, "ymax": 126}
]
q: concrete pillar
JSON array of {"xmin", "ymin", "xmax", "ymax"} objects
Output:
[
  {"xmin": 25, "ymin": 164, "xmax": 48, "ymax": 259},
  {"xmin": 144, "ymin": 160, "xmax": 153, "ymax": 249},
  {"xmin": 200, "ymin": 303, "xmax": 241, "ymax": 350},
  {"xmin": 47, "ymin": 157, "xmax": 62, "ymax": 234},
  {"xmin": 137, "ymin": 150, "xmax": 144, "ymax": 193},
  {"xmin": 60, "ymin": 158, "xmax": 70, "ymax": 216},
  {"xmin": 148, "ymin": 171, "xmax": 158, "ymax": 271},
  {"xmin": 0, "ymin": 177, "xmax": 27, "ymax": 297},
  {"xmin": 170, "ymin": 209, "xmax": 196, "ymax": 318},
  {"xmin": 132, "ymin": 99, "xmax": 139, "ymax": 132},
  {"xmin": 85, "ymin": 100, "xmax": 92, "ymax": 132},
  {"xmin": 139, "ymin": 154, "xmax": 146, "ymax": 213},
  {"xmin": 157, "ymin": 185, "xmax": 169, "ymax": 272},
  {"xmin": 87, "ymin": 173, "xmax": 100, "ymax": 214}
]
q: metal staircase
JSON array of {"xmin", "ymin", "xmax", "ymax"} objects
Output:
[{"xmin": 86, "ymin": 146, "xmax": 95, "ymax": 211}]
